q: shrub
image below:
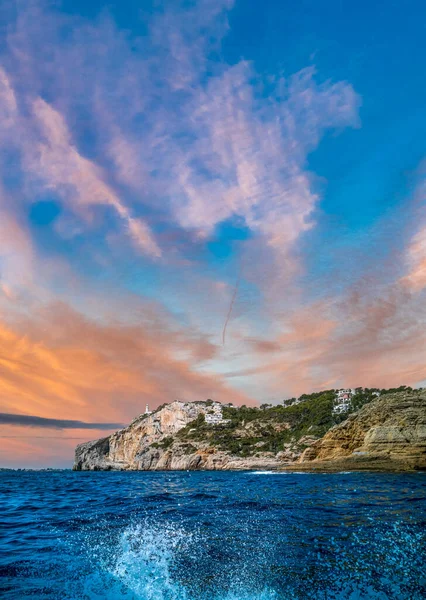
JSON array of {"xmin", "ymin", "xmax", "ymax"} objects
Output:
[
  {"xmin": 157, "ymin": 386, "xmax": 409, "ymax": 458},
  {"xmin": 182, "ymin": 443, "xmax": 197, "ymax": 455},
  {"xmin": 159, "ymin": 436, "xmax": 173, "ymax": 449}
]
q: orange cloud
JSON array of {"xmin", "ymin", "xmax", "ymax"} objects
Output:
[
  {"xmin": 0, "ymin": 302, "xmax": 252, "ymax": 422},
  {"xmin": 0, "ymin": 425, "xmax": 118, "ymax": 468},
  {"xmin": 0, "ymin": 301, "xmax": 255, "ymax": 466}
]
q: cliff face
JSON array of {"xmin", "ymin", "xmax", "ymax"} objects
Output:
[
  {"xmin": 75, "ymin": 401, "xmax": 204, "ymax": 470},
  {"xmin": 299, "ymin": 390, "xmax": 426, "ymax": 470},
  {"xmin": 74, "ymin": 390, "xmax": 426, "ymax": 471},
  {"xmin": 74, "ymin": 401, "xmax": 290, "ymax": 471}
]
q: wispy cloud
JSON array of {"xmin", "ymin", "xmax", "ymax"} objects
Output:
[
  {"xmin": 403, "ymin": 228, "xmax": 426, "ymax": 291},
  {"xmin": 0, "ymin": 205, "xmax": 33, "ymax": 296},
  {"xmin": 0, "ymin": 64, "xmax": 161, "ymax": 258},
  {"xmin": 231, "ymin": 270, "xmax": 426, "ymax": 398},
  {"xmin": 169, "ymin": 64, "xmax": 359, "ymax": 251},
  {"xmin": 0, "ymin": 0, "xmax": 362, "ymax": 371},
  {"xmin": 401, "ymin": 173, "xmax": 426, "ymax": 292},
  {"xmin": 0, "ymin": 1, "xmax": 359, "ymax": 268}
]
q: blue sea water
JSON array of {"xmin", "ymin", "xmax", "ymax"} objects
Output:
[{"xmin": 1, "ymin": 471, "xmax": 425, "ymax": 600}]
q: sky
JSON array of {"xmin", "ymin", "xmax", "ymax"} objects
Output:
[{"xmin": 0, "ymin": 0, "xmax": 425, "ymax": 467}]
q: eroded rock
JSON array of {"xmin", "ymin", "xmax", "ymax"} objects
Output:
[{"xmin": 299, "ymin": 390, "xmax": 426, "ymax": 470}]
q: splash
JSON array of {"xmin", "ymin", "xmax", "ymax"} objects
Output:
[
  {"xmin": 108, "ymin": 522, "xmax": 189, "ymax": 600},
  {"xmin": 84, "ymin": 520, "xmax": 277, "ymax": 600},
  {"xmin": 79, "ymin": 514, "xmax": 425, "ymax": 600},
  {"xmin": 42, "ymin": 474, "xmax": 425, "ymax": 600},
  {"xmin": 83, "ymin": 519, "xmax": 278, "ymax": 600}
]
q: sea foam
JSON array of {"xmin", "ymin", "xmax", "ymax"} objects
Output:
[{"xmin": 86, "ymin": 519, "xmax": 277, "ymax": 600}]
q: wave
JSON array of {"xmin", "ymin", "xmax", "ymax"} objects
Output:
[
  {"xmin": 82, "ymin": 520, "xmax": 277, "ymax": 600},
  {"xmin": 80, "ymin": 514, "xmax": 425, "ymax": 600},
  {"xmin": 107, "ymin": 523, "xmax": 186, "ymax": 599}
]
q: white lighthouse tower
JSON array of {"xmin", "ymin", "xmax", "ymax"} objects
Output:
[{"xmin": 145, "ymin": 403, "xmax": 151, "ymax": 415}]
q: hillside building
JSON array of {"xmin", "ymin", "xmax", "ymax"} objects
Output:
[
  {"xmin": 333, "ymin": 389, "xmax": 355, "ymax": 414},
  {"xmin": 204, "ymin": 403, "xmax": 230, "ymax": 425}
]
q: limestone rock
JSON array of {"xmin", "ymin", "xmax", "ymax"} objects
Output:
[
  {"xmin": 74, "ymin": 390, "xmax": 426, "ymax": 472},
  {"xmin": 74, "ymin": 399, "xmax": 302, "ymax": 471},
  {"xmin": 299, "ymin": 390, "xmax": 426, "ymax": 470},
  {"xmin": 75, "ymin": 401, "xmax": 206, "ymax": 470}
]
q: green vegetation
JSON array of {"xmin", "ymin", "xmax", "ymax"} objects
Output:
[
  {"xmin": 350, "ymin": 386, "xmax": 412, "ymax": 411},
  {"xmin": 150, "ymin": 437, "xmax": 174, "ymax": 450},
  {"xmin": 177, "ymin": 390, "xmax": 345, "ymax": 457},
  {"xmin": 181, "ymin": 443, "xmax": 197, "ymax": 454},
  {"xmin": 380, "ymin": 385, "xmax": 413, "ymax": 396},
  {"xmin": 351, "ymin": 388, "xmax": 380, "ymax": 411},
  {"xmin": 170, "ymin": 386, "xmax": 410, "ymax": 458},
  {"xmin": 157, "ymin": 436, "xmax": 174, "ymax": 450}
]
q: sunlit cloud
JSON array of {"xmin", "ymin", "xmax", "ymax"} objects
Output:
[{"xmin": 0, "ymin": 302, "xmax": 252, "ymax": 421}]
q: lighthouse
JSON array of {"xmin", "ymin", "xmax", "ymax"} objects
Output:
[{"xmin": 145, "ymin": 403, "xmax": 151, "ymax": 415}]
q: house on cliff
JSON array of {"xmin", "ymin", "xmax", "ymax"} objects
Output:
[
  {"xmin": 204, "ymin": 403, "xmax": 230, "ymax": 425},
  {"xmin": 333, "ymin": 389, "xmax": 355, "ymax": 414}
]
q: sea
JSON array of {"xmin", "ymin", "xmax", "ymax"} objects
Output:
[{"xmin": 1, "ymin": 470, "xmax": 425, "ymax": 600}]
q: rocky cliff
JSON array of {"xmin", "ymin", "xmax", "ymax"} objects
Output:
[
  {"xmin": 74, "ymin": 401, "xmax": 291, "ymax": 471},
  {"xmin": 75, "ymin": 401, "xmax": 206, "ymax": 470},
  {"xmin": 298, "ymin": 389, "xmax": 426, "ymax": 470},
  {"xmin": 74, "ymin": 390, "xmax": 426, "ymax": 471}
]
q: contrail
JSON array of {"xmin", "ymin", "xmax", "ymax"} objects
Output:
[{"xmin": 222, "ymin": 267, "xmax": 241, "ymax": 346}]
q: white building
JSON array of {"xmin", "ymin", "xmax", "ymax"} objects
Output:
[
  {"xmin": 336, "ymin": 389, "xmax": 355, "ymax": 400},
  {"xmin": 204, "ymin": 403, "xmax": 230, "ymax": 425},
  {"xmin": 145, "ymin": 403, "xmax": 151, "ymax": 415},
  {"xmin": 333, "ymin": 389, "xmax": 355, "ymax": 414}
]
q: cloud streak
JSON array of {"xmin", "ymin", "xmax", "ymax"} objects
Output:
[{"xmin": 0, "ymin": 413, "xmax": 124, "ymax": 430}]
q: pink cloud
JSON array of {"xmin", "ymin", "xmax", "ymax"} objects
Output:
[
  {"xmin": 0, "ymin": 203, "xmax": 34, "ymax": 298},
  {"xmin": 231, "ymin": 276, "xmax": 426, "ymax": 398},
  {"xmin": 1, "ymin": 2, "xmax": 360, "ymax": 269},
  {"xmin": 0, "ymin": 301, "xmax": 253, "ymax": 427},
  {"xmin": 30, "ymin": 98, "xmax": 161, "ymax": 257},
  {"xmin": 398, "ymin": 170, "xmax": 426, "ymax": 291},
  {"xmin": 402, "ymin": 225, "xmax": 426, "ymax": 292},
  {"xmin": 0, "ymin": 66, "xmax": 17, "ymax": 127},
  {"xmin": 0, "ymin": 65, "xmax": 161, "ymax": 258}
]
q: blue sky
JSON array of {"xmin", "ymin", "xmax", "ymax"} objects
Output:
[{"xmin": 0, "ymin": 0, "xmax": 425, "ymax": 466}]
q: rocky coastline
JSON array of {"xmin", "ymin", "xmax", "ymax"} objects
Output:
[
  {"xmin": 74, "ymin": 389, "xmax": 426, "ymax": 472},
  {"xmin": 296, "ymin": 389, "xmax": 426, "ymax": 471}
]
